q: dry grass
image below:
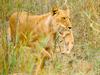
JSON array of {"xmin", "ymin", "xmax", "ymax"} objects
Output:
[{"xmin": 0, "ymin": 0, "xmax": 100, "ymax": 75}]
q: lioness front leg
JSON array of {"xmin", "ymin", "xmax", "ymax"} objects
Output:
[{"xmin": 34, "ymin": 48, "xmax": 51, "ymax": 75}]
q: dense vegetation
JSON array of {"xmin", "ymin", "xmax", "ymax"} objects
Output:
[{"xmin": 0, "ymin": 0, "xmax": 100, "ymax": 75}]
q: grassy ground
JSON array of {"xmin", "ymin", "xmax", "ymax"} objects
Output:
[{"xmin": 0, "ymin": 0, "xmax": 100, "ymax": 75}]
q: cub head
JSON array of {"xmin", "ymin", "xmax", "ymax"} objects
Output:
[{"xmin": 51, "ymin": 6, "xmax": 72, "ymax": 33}]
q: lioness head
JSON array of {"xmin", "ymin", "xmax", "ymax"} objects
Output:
[
  {"xmin": 49, "ymin": 6, "xmax": 74, "ymax": 54},
  {"xmin": 51, "ymin": 6, "xmax": 72, "ymax": 33}
]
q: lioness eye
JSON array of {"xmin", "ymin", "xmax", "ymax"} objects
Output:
[{"xmin": 62, "ymin": 17, "xmax": 66, "ymax": 19}]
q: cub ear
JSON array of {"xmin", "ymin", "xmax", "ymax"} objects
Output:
[{"xmin": 52, "ymin": 5, "xmax": 59, "ymax": 15}]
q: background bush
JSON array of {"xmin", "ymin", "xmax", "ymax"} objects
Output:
[{"xmin": 0, "ymin": 0, "xmax": 100, "ymax": 75}]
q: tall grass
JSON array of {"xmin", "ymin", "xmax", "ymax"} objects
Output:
[{"xmin": 0, "ymin": 0, "xmax": 100, "ymax": 75}]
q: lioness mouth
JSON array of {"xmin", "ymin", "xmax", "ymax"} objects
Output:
[{"xmin": 58, "ymin": 26, "xmax": 70, "ymax": 37}]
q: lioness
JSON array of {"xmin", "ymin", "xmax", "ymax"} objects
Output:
[
  {"xmin": 9, "ymin": 6, "xmax": 74, "ymax": 74},
  {"xmin": 9, "ymin": 6, "xmax": 74, "ymax": 54}
]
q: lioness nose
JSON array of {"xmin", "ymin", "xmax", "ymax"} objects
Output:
[{"xmin": 68, "ymin": 27, "xmax": 72, "ymax": 29}]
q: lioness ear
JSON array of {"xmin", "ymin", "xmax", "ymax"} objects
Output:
[
  {"xmin": 66, "ymin": 8, "xmax": 70, "ymax": 16},
  {"xmin": 64, "ymin": 6, "xmax": 70, "ymax": 16},
  {"xmin": 52, "ymin": 5, "xmax": 59, "ymax": 15}
]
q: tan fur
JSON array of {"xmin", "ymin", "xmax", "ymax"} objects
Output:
[
  {"xmin": 9, "ymin": 7, "xmax": 74, "ymax": 54},
  {"xmin": 9, "ymin": 7, "xmax": 74, "ymax": 75}
]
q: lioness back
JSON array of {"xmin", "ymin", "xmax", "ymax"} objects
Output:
[{"xmin": 9, "ymin": 11, "xmax": 51, "ymax": 42}]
